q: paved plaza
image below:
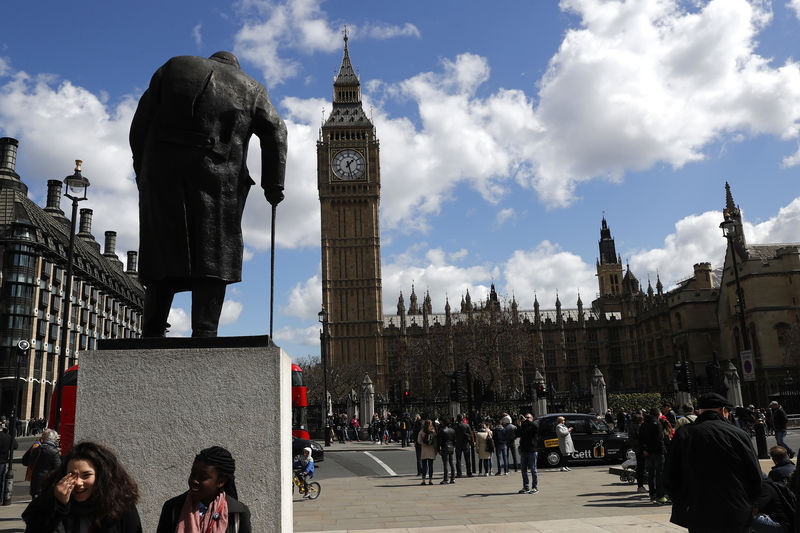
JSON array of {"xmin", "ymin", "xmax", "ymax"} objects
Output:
[{"xmin": 1, "ymin": 432, "xmax": 796, "ymax": 532}]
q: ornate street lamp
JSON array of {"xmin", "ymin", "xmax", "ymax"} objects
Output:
[
  {"xmin": 720, "ymin": 209, "xmax": 755, "ymax": 403},
  {"xmin": 55, "ymin": 161, "xmax": 89, "ymax": 432},
  {"xmin": 3, "ymin": 339, "xmax": 30, "ymax": 506},
  {"xmin": 318, "ymin": 306, "xmax": 331, "ymax": 446}
]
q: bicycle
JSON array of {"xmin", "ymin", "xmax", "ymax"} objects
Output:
[{"xmin": 292, "ymin": 471, "xmax": 321, "ymax": 500}]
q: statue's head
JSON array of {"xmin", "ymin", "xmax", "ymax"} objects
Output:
[{"xmin": 209, "ymin": 51, "xmax": 240, "ymax": 68}]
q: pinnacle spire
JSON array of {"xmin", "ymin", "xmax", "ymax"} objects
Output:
[
  {"xmin": 334, "ymin": 27, "xmax": 359, "ymax": 89},
  {"xmin": 725, "ymin": 181, "xmax": 737, "ymax": 215}
]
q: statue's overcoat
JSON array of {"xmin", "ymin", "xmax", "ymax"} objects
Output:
[{"xmin": 130, "ymin": 54, "xmax": 287, "ymax": 286}]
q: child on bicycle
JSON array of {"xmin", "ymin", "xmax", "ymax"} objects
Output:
[{"xmin": 292, "ymin": 447, "xmax": 315, "ymax": 495}]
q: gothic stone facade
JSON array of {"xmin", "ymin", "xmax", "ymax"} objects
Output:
[
  {"xmin": 0, "ymin": 137, "xmax": 143, "ymax": 420},
  {"xmin": 317, "ymin": 42, "xmax": 797, "ymax": 406}
]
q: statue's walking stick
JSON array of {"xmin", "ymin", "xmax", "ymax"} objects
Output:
[{"xmin": 270, "ymin": 203, "xmax": 276, "ymax": 339}]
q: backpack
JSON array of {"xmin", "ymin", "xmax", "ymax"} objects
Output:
[
  {"xmin": 485, "ymin": 433, "xmax": 495, "ymax": 453},
  {"xmin": 423, "ymin": 431, "xmax": 435, "ymax": 446},
  {"xmin": 767, "ymin": 479, "xmax": 797, "ymax": 530}
]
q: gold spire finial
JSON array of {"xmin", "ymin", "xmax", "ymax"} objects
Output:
[{"xmin": 74, "ymin": 160, "xmax": 82, "ymax": 172}]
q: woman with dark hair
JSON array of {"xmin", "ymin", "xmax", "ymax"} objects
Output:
[
  {"xmin": 22, "ymin": 441, "xmax": 141, "ymax": 532},
  {"xmin": 417, "ymin": 419, "xmax": 438, "ymax": 485},
  {"xmin": 156, "ymin": 446, "xmax": 251, "ymax": 533}
]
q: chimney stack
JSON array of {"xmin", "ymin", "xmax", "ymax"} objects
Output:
[
  {"xmin": 103, "ymin": 231, "xmax": 117, "ymax": 258},
  {"xmin": 78, "ymin": 208, "xmax": 93, "ymax": 237},
  {"xmin": 126, "ymin": 251, "xmax": 138, "ymax": 274},
  {"xmin": 45, "ymin": 180, "xmax": 63, "ymax": 210},
  {"xmin": 0, "ymin": 137, "xmax": 26, "ymax": 194},
  {"xmin": 0, "ymin": 137, "xmax": 19, "ymax": 172}
]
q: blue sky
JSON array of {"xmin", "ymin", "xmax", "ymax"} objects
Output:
[{"xmin": 2, "ymin": 0, "xmax": 800, "ymax": 359}]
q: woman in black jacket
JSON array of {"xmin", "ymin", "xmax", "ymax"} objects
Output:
[
  {"xmin": 156, "ymin": 446, "xmax": 251, "ymax": 533},
  {"xmin": 22, "ymin": 441, "xmax": 141, "ymax": 533}
]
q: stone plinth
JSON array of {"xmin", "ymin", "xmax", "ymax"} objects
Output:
[{"xmin": 74, "ymin": 336, "xmax": 291, "ymax": 533}]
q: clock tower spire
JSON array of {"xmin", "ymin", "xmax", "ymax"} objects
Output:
[{"xmin": 318, "ymin": 33, "xmax": 385, "ymax": 391}]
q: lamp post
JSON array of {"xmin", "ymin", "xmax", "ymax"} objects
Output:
[
  {"xmin": 3, "ymin": 340, "xmax": 30, "ymax": 505},
  {"xmin": 720, "ymin": 209, "xmax": 755, "ymax": 404},
  {"xmin": 55, "ymin": 161, "xmax": 89, "ymax": 432},
  {"xmin": 318, "ymin": 307, "xmax": 331, "ymax": 446}
]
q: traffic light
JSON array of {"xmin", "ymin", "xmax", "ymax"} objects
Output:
[
  {"xmin": 675, "ymin": 361, "xmax": 692, "ymax": 392},
  {"xmin": 683, "ymin": 361, "xmax": 694, "ymax": 392},
  {"xmin": 449, "ymin": 372, "xmax": 459, "ymax": 401},
  {"xmin": 403, "ymin": 389, "xmax": 410, "ymax": 403},
  {"xmin": 536, "ymin": 383, "xmax": 545, "ymax": 396},
  {"xmin": 473, "ymin": 379, "xmax": 484, "ymax": 405}
]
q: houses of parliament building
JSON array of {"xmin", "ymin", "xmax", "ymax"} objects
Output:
[{"xmin": 319, "ymin": 37, "xmax": 800, "ymax": 406}]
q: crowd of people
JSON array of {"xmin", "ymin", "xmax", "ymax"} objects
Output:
[
  {"xmin": 612, "ymin": 395, "xmax": 798, "ymax": 532},
  {"xmin": 325, "ymin": 395, "xmax": 798, "ymax": 531}
]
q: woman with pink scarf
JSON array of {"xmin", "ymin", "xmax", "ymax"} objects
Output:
[{"xmin": 156, "ymin": 446, "xmax": 251, "ymax": 533}]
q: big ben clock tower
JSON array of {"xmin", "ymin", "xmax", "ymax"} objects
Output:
[{"xmin": 318, "ymin": 33, "xmax": 385, "ymax": 391}]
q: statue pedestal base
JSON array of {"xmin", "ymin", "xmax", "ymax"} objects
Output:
[{"xmin": 74, "ymin": 336, "xmax": 291, "ymax": 533}]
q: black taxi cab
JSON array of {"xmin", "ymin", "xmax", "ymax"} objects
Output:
[{"xmin": 535, "ymin": 413, "xmax": 628, "ymax": 467}]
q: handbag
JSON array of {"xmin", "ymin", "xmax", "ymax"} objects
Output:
[{"xmin": 23, "ymin": 442, "xmax": 41, "ymax": 482}]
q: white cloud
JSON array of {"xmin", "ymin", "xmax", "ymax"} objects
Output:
[
  {"xmin": 449, "ymin": 248, "xmax": 468, "ymax": 262},
  {"xmin": 781, "ymin": 143, "xmax": 800, "ymax": 168},
  {"xmin": 528, "ymin": 0, "xmax": 800, "ymax": 206},
  {"xmin": 0, "ymin": 70, "xmax": 140, "ymax": 256},
  {"xmin": 220, "ymin": 300, "xmax": 244, "ymax": 326},
  {"xmin": 495, "ymin": 208, "xmax": 516, "ymax": 228},
  {"xmin": 359, "ymin": 0, "xmax": 800, "ymax": 227},
  {"xmin": 234, "ymin": 0, "xmax": 418, "ymax": 85},
  {"xmin": 273, "ymin": 324, "xmax": 320, "ymax": 346},
  {"xmin": 503, "ymin": 241, "xmax": 596, "ymax": 309},
  {"xmin": 167, "ymin": 308, "xmax": 190, "ymax": 337},
  {"xmin": 0, "ymin": 57, "xmax": 10, "ymax": 77},
  {"xmin": 192, "ymin": 24, "xmax": 203, "ymax": 48},
  {"xmin": 360, "ymin": 23, "xmax": 421, "ymax": 40},
  {"xmin": 789, "ymin": 0, "xmax": 800, "ymax": 20},
  {"xmin": 241, "ymin": 97, "xmax": 327, "ymax": 251},
  {"xmin": 628, "ymin": 211, "xmax": 727, "ymax": 288},
  {"xmin": 747, "ymin": 197, "xmax": 800, "ymax": 244},
  {"xmin": 382, "ymin": 246, "xmax": 497, "ymax": 313},
  {"xmin": 286, "ymin": 272, "xmax": 322, "ymax": 319},
  {"xmin": 625, "ymin": 196, "xmax": 800, "ymax": 289}
]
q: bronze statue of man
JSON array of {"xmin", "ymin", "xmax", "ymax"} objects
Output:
[{"xmin": 130, "ymin": 51, "xmax": 287, "ymax": 337}]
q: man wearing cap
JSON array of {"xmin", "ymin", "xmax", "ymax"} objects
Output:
[
  {"xmin": 664, "ymin": 392, "xmax": 762, "ymax": 532},
  {"xmin": 770, "ymin": 401, "xmax": 795, "ymax": 459}
]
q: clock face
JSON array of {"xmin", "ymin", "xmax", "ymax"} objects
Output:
[{"xmin": 332, "ymin": 149, "xmax": 365, "ymax": 180}]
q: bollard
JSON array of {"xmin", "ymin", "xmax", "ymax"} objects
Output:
[
  {"xmin": 2, "ymin": 468, "xmax": 12, "ymax": 506},
  {"xmin": 755, "ymin": 421, "xmax": 769, "ymax": 459}
]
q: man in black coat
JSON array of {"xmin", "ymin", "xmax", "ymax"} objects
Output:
[
  {"xmin": 770, "ymin": 401, "xmax": 796, "ymax": 459},
  {"xmin": 517, "ymin": 413, "xmax": 539, "ymax": 494},
  {"xmin": 454, "ymin": 413, "xmax": 473, "ymax": 477},
  {"xmin": 664, "ymin": 393, "xmax": 763, "ymax": 532},
  {"xmin": 640, "ymin": 407, "xmax": 667, "ymax": 503},
  {"xmin": 21, "ymin": 429, "xmax": 61, "ymax": 498},
  {"xmin": 438, "ymin": 418, "xmax": 456, "ymax": 484},
  {"xmin": 130, "ymin": 51, "xmax": 288, "ymax": 337},
  {"xmin": 0, "ymin": 425, "xmax": 18, "ymax": 501}
]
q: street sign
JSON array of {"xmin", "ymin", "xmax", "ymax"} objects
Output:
[{"xmin": 740, "ymin": 350, "xmax": 756, "ymax": 382}]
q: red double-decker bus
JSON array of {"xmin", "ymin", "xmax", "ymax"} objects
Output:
[
  {"xmin": 48, "ymin": 364, "xmax": 78, "ymax": 455},
  {"xmin": 291, "ymin": 364, "xmax": 309, "ymax": 439}
]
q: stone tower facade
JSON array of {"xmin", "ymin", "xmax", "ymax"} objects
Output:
[
  {"xmin": 317, "ymin": 34, "xmax": 385, "ymax": 390},
  {"xmin": 596, "ymin": 217, "xmax": 623, "ymax": 297}
]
